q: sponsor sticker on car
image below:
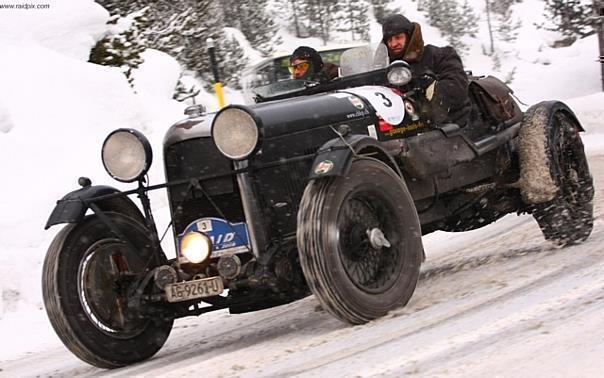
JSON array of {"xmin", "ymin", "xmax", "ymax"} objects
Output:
[
  {"xmin": 341, "ymin": 86, "xmax": 405, "ymax": 125},
  {"xmin": 180, "ymin": 217, "xmax": 251, "ymax": 257}
]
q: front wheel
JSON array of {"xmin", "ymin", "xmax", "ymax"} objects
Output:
[
  {"xmin": 297, "ymin": 158, "xmax": 423, "ymax": 324},
  {"xmin": 42, "ymin": 213, "xmax": 173, "ymax": 368}
]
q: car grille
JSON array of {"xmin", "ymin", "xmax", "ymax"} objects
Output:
[{"xmin": 164, "ymin": 137, "xmax": 245, "ymax": 235}]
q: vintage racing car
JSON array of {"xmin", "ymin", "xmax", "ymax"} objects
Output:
[{"xmin": 42, "ymin": 44, "xmax": 594, "ymax": 368}]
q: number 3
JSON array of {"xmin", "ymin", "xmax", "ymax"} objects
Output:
[{"xmin": 374, "ymin": 92, "xmax": 392, "ymax": 107}]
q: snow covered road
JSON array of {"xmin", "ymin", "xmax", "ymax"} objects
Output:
[{"xmin": 2, "ymin": 153, "xmax": 603, "ymax": 377}]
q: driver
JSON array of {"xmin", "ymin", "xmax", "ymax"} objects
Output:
[
  {"xmin": 382, "ymin": 14, "xmax": 471, "ymax": 126},
  {"xmin": 289, "ymin": 46, "xmax": 339, "ymax": 82}
]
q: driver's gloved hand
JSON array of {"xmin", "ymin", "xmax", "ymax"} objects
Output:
[{"xmin": 416, "ymin": 73, "xmax": 437, "ymax": 101}]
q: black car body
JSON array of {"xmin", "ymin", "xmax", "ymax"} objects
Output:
[{"xmin": 42, "ymin": 45, "xmax": 594, "ymax": 368}]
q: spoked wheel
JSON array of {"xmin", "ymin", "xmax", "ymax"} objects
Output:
[
  {"xmin": 42, "ymin": 213, "xmax": 173, "ymax": 368},
  {"xmin": 521, "ymin": 104, "xmax": 594, "ymax": 245},
  {"xmin": 338, "ymin": 194, "xmax": 403, "ymax": 292},
  {"xmin": 297, "ymin": 158, "xmax": 422, "ymax": 324}
]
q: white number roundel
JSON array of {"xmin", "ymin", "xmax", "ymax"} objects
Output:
[{"xmin": 344, "ymin": 86, "xmax": 405, "ymax": 125}]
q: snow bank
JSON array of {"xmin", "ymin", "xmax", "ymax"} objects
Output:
[
  {"xmin": 0, "ymin": 0, "xmax": 602, "ymax": 363},
  {"xmin": 566, "ymin": 93, "xmax": 604, "ymax": 153},
  {"xmin": 0, "ymin": 0, "xmax": 186, "ymax": 323},
  {"xmin": 0, "ymin": 0, "xmax": 108, "ymax": 61}
]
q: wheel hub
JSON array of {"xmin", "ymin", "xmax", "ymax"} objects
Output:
[{"xmin": 367, "ymin": 228, "xmax": 391, "ymax": 249}]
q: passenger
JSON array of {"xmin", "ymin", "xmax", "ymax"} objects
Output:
[
  {"xmin": 382, "ymin": 14, "xmax": 471, "ymax": 126},
  {"xmin": 289, "ymin": 46, "xmax": 339, "ymax": 82}
]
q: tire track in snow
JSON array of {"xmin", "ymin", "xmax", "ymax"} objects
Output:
[
  {"xmin": 323, "ymin": 252, "xmax": 604, "ymax": 377},
  {"xmin": 272, "ymin": 246, "xmax": 604, "ymax": 377}
]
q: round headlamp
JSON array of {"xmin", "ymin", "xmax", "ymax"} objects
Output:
[
  {"xmin": 102, "ymin": 129, "xmax": 152, "ymax": 183},
  {"xmin": 180, "ymin": 231, "xmax": 212, "ymax": 264},
  {"xmin": 211, "ymin": 107, "xmax": 259, "ymax": 160},
  {"xmin": 387, "ymin": 61, "xmax": 413, "ymax": 86}
]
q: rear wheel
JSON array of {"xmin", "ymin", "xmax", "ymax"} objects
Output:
[
  {"xmin": 297, "ymin": 158, "xmax": 422, "ymax": 324},
  {"xmin": 521, "ymin": 106, "xmax": 594, "ymax": 245},
  {"xmin": 42, "ymin": 213, "xmax": 173, "ymax": 368}
]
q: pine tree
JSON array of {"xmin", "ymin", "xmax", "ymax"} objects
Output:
[
  {"xmin": 489, "ymin": 0, "xmax": 515, "ymax": 16},
  {"xmin": 89, "ymin": 12, "xmax": 149, "ymax": 88},
  {"xmin": 497, "ymin": 6, "xmax": 521, "ymax": 43},
  {"xmin": 94, "ymin": 0, "xmax": 148, "ymax": 16},
  {"xmin": 297, "ymin": 0, "xmax": 341, "ymax": 44},
  {"xmin": 425, "ymin": 0, "xmax": 478, "ymax": 54},
  {"xmin": 541, "ymin": 0, "xmax": 598, "ymax": 40},
  {"xmin": 460, "ymin": 0, "xmax": 479, "ymax": 38},
  {"xmin": 221, "ymin": 0, "xmax": 281, "ymax": 56},
  {"xmin": 141, "ymin": 1, "xmax": 248, "ymax": 88},
  {"xmin": 489, "ymin": 0, "xmax": 521, "ymax": 43},
  {"xmin": 337, "ymin": 0, "xmax": 371, "ymax": 41},
  {"xmin": 173, "ymin": 75, "xmax": 200, "ymax": 103},
  {"xmin": 271, "ymin": 0, "xmax": 306, "ymax": 38},
  {"xmin": 371, "ymin": 0, "xmax": 397, "ymax": 24}
]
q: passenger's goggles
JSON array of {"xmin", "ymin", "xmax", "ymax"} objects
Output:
[{"xmin": 288, "ymin": 61, "xmax": 310, "ymax": 74}]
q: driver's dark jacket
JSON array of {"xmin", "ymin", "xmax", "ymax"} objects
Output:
[{"xmin": 387, "ymin": 23, "xmax": 471, "ymax": 126}]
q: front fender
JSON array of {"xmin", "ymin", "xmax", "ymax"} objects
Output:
[
  {"xmin": 45, "ymin": 185, "xmax": 144, "ymax": 229},
  {"xmin": 308, "ymin": 135, "xmax": 402, "ymax": 180}
]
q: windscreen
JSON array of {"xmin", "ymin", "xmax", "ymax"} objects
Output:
[
  {"xmin": 251, "ymin": 79, "xmax": 307, "ymax": 99},
  {"xmin": 251, "ymin": 44, "xmax": 389, "ymax": 100},
  {"xmin": 339, "ymin": 43, "xmax": 389, "ymax": 77}
]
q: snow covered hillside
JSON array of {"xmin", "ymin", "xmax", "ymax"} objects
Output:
[{"xmin": 0, "ymin": 0, "xmax": 602, "ymax": 375}]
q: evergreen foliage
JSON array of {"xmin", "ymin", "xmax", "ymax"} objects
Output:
[
  {"xmin": 173, "ymin": 75, "xmax": 201, "ymax": 103},
  {"xmin": 424, "ymin": 0, "xmax": 479, "ymax": 54},
  {"xmin": 337, "ymin": 0, "xmax": 371, "ymax": 41},
  {"xmin": 541, "ymin": 0, "xmax": 598, "ymax": 40},
  {"xmin": 460, "ymin": 0, "xmax": 479, "ymax": 38},
  {"xmin": 94, "ymin": 0, "xmax": 148, "ymax": 16},
  {"xmin": 89, "ymin": 12, "xmax": 149, "ymax": 88},
  {"xmin": 93, "ymin": 0, "xmax": 248, "ymax": 89},
  {"xmin": 484, "ymin": 0, "xmax": 521, "ymax": 49},
  {"xmin": 370, "ymin": 0, "xmax": 398, "ymax": 24},
  {"xmin": 489, "ymin": 0, "xmax": 515, "ymax": 15},
  {"xmin": 496, "ymin": 6, "xmax": 522, "ymax": 43},
  {"xmin": 269, "ymin": 0, "xmax": 305, "ymax": 38},
  {"xmin": 305, "ymin": 0, "xmax": 341, "ymax": 44},
  {"xmin": 275, "ymin": 0, "xmax": 341, "ymax": 43},
  {"xmin": 221, "ymin": 0, "xmax": 281, "ymax": 55}
]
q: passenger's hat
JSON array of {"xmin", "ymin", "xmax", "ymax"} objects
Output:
[
  {"xmin": 290, "ymin": 46, "xmax": 324, "ymax": 72},
  {"xmin": 382, "ymin": 14, "xmax": 414, "ymax": 42}
]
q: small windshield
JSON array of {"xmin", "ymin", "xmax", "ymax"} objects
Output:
[
  {"xmin": 252, "ymin": 79, "xmax": 308, "ymax": 100},
  {"xmin": 252, "ymin": 43, "xmax": 389, "ymax": 100},
  {"xmin": 339, "ymin": 43, "xmax": 389, "ymax": 76}
]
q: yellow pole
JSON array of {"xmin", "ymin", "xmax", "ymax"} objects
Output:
[{"xmin": 213, "ymin": 82, "xmax": 226, "ymax": 109}]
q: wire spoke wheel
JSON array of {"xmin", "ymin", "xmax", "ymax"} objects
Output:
[
  {"xmin": 78, "ymin": 239, "xmax": 149, "ymax": 337},
  {"xmin": 297, "ymin": 158, "xmax": 422, "ymax": 324},
  {"xmin": 338, "ymin": 193, "xmax": 400, "ymax": 293},
  {"xmin": 42, "ymin": 213, "xmax": 173, "ymax": 368}
]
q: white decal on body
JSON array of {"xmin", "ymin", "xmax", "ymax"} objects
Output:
[
  {"xmin": 367, "ymin": 125, "xmax": 377, "ymax": 139},
  {"xmin": 342, "ymin": 86, "xmax": 405, "ymax": 125}
]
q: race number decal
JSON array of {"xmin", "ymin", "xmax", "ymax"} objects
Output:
[
  {"xmin": 343, "ymin": 86, "xmax": 405, "ymax": 125},
  {"xmin": 180, "ymin": 217, "xmax": 251, "ymax": 257}
]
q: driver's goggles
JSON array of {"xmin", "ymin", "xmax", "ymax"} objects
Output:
[{"xmin": 288, "ymin": 61, "xmax": 310, "ymax": 74}]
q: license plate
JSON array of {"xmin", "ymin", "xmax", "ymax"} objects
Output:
[{"xmin": 165, "ymin": 277, "xmax": 224, "ymax": 303}]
